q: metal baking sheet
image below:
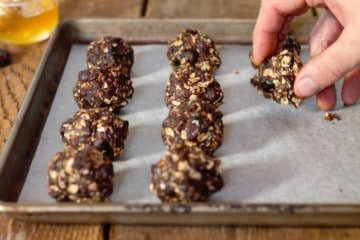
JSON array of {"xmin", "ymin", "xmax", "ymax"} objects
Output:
[{"xmin": 0, "ymin": 19, "xmax": 360, "ymax": 226}]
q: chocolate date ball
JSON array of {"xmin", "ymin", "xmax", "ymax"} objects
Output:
[
  {"xmin": 250, "ymin": 33, "xmax": 303, "ymax": 108},
  {"xmin": 165, "ymin": 67, "xmax": 224, "ymax": 109},
  {"xmin": 149, "ymin": 143, "xmax": 224, "ymax": 203},
  {"xmin": 167, "ymin": 29, "xmax": 221, "ymax": 73},
  {"xmin": 87, "ymin": 36, "xmax": 134, "ymax": 71},
  {"xmin": 73, "ymin": 67, "xmax": 134, "ymax": 112},
  {"xmin": 48, "ymin": 147, "xmax": 113, "ymax": 203},
  {"xmin": 162, "ymin": 101, "xmax": 224, "ymax": 156},
  {"xmin": 60, "ymin": 108, "xmax": 129, "ymax": 158}
]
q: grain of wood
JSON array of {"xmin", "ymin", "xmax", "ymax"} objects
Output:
[
  {"xmin": 0, "ymin": 42, "xmax": 47, "ymax": 152},
  {"xmin": 146, "ymin": 0, "xmax": 315, "ymax": 19},
  {"xmin": 235, "ymin": 227, "xmax": 360, "ymax": 240},
  {"xmin": 0, "ymin": 217, "xmax": 103, "ymax": 240},
  {"xmin": 110, "ymin": 226, "xmax": 235, "ymax": 240},
  {"xmin": 60, "ymin": 0, "xmax": 144, "ymax": 19},
  {"xmin": 147, "ymin": 0, "xmax": 261, "ymax": 18},
  {"xmin": 110, "ymin": 226, "xmax": 360, "ymax": 240}
]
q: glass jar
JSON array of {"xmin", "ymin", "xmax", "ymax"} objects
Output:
[{"xmin": 0, "ymin": 0, "xmax": 58, "ymax": 44}]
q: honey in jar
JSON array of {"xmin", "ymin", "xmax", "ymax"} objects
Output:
[{"xmin": 0, "ymin": 0, "xmax": 58, "ymax": 45}]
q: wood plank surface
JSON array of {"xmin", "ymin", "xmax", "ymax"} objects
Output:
[
  {"xmin": 0, "ymin": 41, "xmax": 47, "ymax": 151},
  {"xmin": 1, "ymin": 0, "xmax": 360, "ymax": 240},
  {"xmin": 0, "ymin": 215, "xmax": 104, "ymax": 240},
  {"xmin": 110, "ymin": 226, "xmax": 234, "ymax": 240},
  {"xmin": 235, "ymin": 227, "xmax": 360, "ymax": 240},
  {"xmin": 146, "ymin": 0, "xmax": 261, "ymax": 18},
  {"xmin": 146, "ymin": 0, "xmax": 315, "ymax": 19},
  {"xmin": 60, "ymin": 0, "xmax": 144, "ymax": 20},
  {"xmin": 110, "ymin": 226, "xmax": 360, "ymax": 240}
]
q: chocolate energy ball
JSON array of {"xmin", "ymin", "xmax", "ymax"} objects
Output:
[
  {"xmin": 48, "ymin": 147, "xmax": 113, "ymax": 203},
  {"xmin": 87, "ymin": 36, "xmax": 134, "ymax": 71},
  {"xmin": 60, "ymin": 108, "xmax": 129, "ymax": 158},
  {"xmin": 162, "ymin": 101, "xmax": 224, "ymax": 156},
  {"xmin": 149, "ymin": 143, "xmax": 224, "ymax": 203},
  {"xmin": 165, "ymin": 67, "xmax": 224, "ymax": 109},
  {"xmin": 73, "ymin": 67, "xmax": 134, "ymax": 112},
  {"xmin": 250, "ymin": 33, "xmax": 303, "ymax": 108},
  {"xmin": 167, "ymin": 29, "xmax": 221, "ymax": 73}
]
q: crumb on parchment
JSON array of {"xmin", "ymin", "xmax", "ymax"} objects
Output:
[{"xmin": 324, "ymin": 112, "xmax": 341, "ymax": 122}]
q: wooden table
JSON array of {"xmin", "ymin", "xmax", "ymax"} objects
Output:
[{"xmin": 0, "ymin": 0, "xmax": 359, "ymax": 239}]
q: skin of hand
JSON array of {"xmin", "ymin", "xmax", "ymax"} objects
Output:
[{"xmin": 252, "ymin": 0, "xmax": 360, "ymax": 110}]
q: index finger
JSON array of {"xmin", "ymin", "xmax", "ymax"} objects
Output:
[{"xmin": 252, "ymin": 0, "xmax": 309, "ymax": 66}]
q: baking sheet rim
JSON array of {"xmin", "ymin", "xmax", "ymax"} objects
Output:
[
  {"xmin": 1, "ymin": 18, "xmax": 360, "ymax": 225},
  {"xmin": 1, "ymin": 202, "xmax": 360, "ymax": 225}
]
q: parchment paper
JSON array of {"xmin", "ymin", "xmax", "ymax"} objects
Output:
[{"xmin": 19, "ymin": 44, "xmax": 360, "ymax": 204}]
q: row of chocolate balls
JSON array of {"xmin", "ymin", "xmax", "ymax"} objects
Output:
[
  {"xmin": 47, "ymin": 37, "xmax": 133, "ymax": 203},
  {"xmin": 149, "ymin": 29, "xmax": 226, "ymax": 203}
]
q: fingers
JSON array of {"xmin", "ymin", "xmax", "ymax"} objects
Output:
[
  {"xmin": 317, "ymin": 85, "xmax": 337, "ymax": 110},
  {"xmin": 342, "ymin": 67, "xmax": 360, "ymax": 105},
  {"xmin": 308, "ymin": 10, "xmax": 343, "ymax": 110},
  {"xmin": 252, "ymin": 0, "xmax": 360, "ymax": 110},
  {"xmin": 252, "ymin": 0, "xmax": 308, "ymax": 66},
  {"xmin": 252, "ymin": 0, "xmax": 331, "ymax": 66},
  {"xmin": 294, "ymin": 27, "xmax": 360, "ymax": 98},
  {"xmin": 309, "ymin": 10, "xmax": 343, "ymax": 57}
]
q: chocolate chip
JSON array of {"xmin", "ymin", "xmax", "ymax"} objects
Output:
[
  {"xmin": 259, "ymin": 77, "xmax": 275, "ymax": 92},
  {"xmin": 0, "ymin": 49, "xmax": 10, "ymax": 67},
  {"xmin": 94, "ymin": 139, "xmax": 114, "ymax": 159}
]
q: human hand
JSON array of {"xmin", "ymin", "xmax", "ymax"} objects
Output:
[{"xmin": 252, "ymin": 0, "xmax": 360, "ymax": 110}]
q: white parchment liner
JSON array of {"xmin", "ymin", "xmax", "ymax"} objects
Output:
[{"xmin": 19, "ymin": 44, "xmax": 360, "ymax": 204}]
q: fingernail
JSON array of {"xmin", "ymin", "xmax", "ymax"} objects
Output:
[{"xmin": 296, "ymin": 77, "xmax": 321, "ymax": 97}]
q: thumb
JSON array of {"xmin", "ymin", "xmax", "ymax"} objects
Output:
[{"xmin": 294, "ymin": 27, "xmax": 360, "ymax": 98}]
